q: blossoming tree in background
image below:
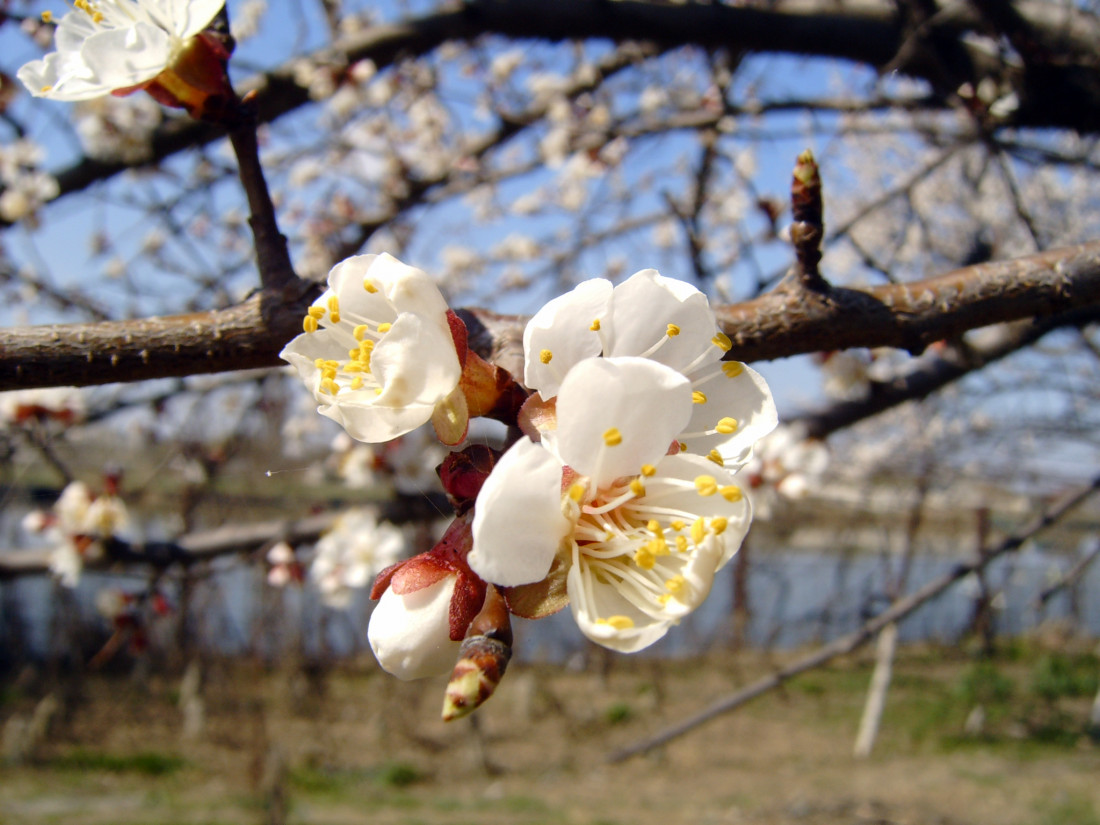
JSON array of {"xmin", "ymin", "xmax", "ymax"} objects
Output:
[{"xmin": 1, "ymin": 0, "xmax": 1100, "ymax": 733}]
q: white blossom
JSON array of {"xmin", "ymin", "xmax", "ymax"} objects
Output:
[
  {"xmin": 470, "ymin": 356, "xmax": 757, "ymax": 652},
  {"xmin": 310, "ymin": 508, "xmax": 405, "ymax": 609},
  {"xmin": 18, "ymin": 0, "xmax": 225, "ymax": 101},
  {"xmin": 523, "ymin": 268, "xmax": 776, "ymax": 465},
  {"xmin": 280, "ymin": 253, "xmax": 465, "ymax": 444}
]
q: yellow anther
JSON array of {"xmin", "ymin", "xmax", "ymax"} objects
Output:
[
  {"xmin": 640, "ymin": 464, "xmax": 656, "ymax": 477},
  {"xmin": 353, "ymin": 324, "xmax": 369, "ymax": 341},
  {"xmin": 343, "ymin": 361, "xmax": 365, "ymax": 373},
  {"xmin": 691, "ymin": 517, "xmax": 705, "ymax": 545},
  {"xmin": 667, "ymin": 323, "xmax": 681, "ymax": 337},
  {"xmin": 647, "ymin": 520, "xmax": 661, "ymax": 534},
  {"xmin": 363, "ymin": 279, "xmax": 378, "ymax": 293},
  {"xmin": 568, "ymin": 483, "xmax": 586, "ymax": 502},
  {"xmin": 377, "ymin": 322, "xmax": 392, "ymax": 333},
  {"xmin": 670, "ymin": 520, "xmax": 685, "ymax": 532},
  {"xmin": 694, "ymin": 475, "xmax": 718, "ymax": 496},
  {"xmin": 719, "ymin": 485, "xmax": 743, "ymax": 503},
  {"xmin": 307, "ymin": 306, "xmax": 325, "ymax": 320},
  {"xmin": 678, "ymin": 441, "xmax": 687, "ymax": 452},
  {"xmin": 711, "ymin": 516, "xmax": 729, "ymax": 534},
  {"xmin": 658, "ymin": 594, "xmax": 672, "ymax": 606},
  {"xmin": 41, "ymin": 85, "xmax": 53, "ymax": 93},
  {"xmin": 314, "ymin": 357, "xmax": 327, "ymax": 368},
  {"xmin": 665, "ymin": 575, "xmax": 687, "ymax": 596},
  {"xmin": 540, "ymin": 349, "xmax": 553, "ymax": 364},
  {"xmin": 303, "ymin": 315, "xmax": 319, "ymax": 333},
  {"xmin": 603, "ymin": 427, "xmax": 622, "ymax": 447},
  {"xmin": 648, "ymin": 537, "xmax": 669, "ymax": 556},
  {"xmin": 715, "ymin": 417, "xmax": 739, "ymax": 434},
  {"xmin": 712, "ymin": 332, "xmax": 733, "ymax": 351},
  {"xmin": 600, "ymin": 615, "xmax": 635, "ymax": 630},
  {"xmin": 349, "ymin": 347, "xmax": 362, "ymax": 359},
  {"xmin": 634, "ymin": 546, "xmax": 656, "ymax": 570},
  {"xmin": 629, "ymin": 478, "xmax": 645, "ymax": 496},
  {"xmin": 692, "ymin": 390, "xmax": 708, "ymax": 404},
  {"xmin": 675, "ymin": 535, "xmax": 689, "ymax": 553},
  {"xmin": 350, "ymin": 376, "xmax": 364, "ymax": 390},
  {"xmin": 41, "ymin": 10, "xmax": 53, "ymax": 21},
  {"xmin": 92, "ymin": 10, "xmax": 103, "ymax": 22},
  {"xmin": 722, "ymin": 361, "xmax": 744, "ymax": 378},
  {"xmin": 321, "ymin": 378, "xmax": 340, "ymax": 395},
  {"xmin": 590, "ymin": 319, "xmax": 601, "ymax": 331},
  {"xmin": 707, "ymin": 449, "xmax": 724, "ymax": 466}
]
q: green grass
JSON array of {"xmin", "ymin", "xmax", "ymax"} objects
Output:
[
  {"xmin": 1031, "ymin": 652, "xmax": 1099, "ymax": 701},
  {"xmin": 1031, "ymin": 792, "xmax": 1100, "ymax": 825},
  {"xmin": 49, "ymin": 749, "xmax": 186, "ymax": 776},
  {"xmin": 604, "ymin": 701, "xmax": 634, "ymax": 724}
]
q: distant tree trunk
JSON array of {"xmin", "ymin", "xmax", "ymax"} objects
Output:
[
  {"xmin": 854, "ymin": 621, "xmax": 898, "ymax": 757},
  {"xmin": 731, "ymin": 536, "xmax": 752, "ymax": 650},
  {"xmin": 967, "ymin": 507, "xmax": 995, "ymax": 655},
  {"xmin": 854, "ymin": 469, "xmax": 928, "ymax": 758}
]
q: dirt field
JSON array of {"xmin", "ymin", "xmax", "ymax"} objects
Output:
[{"xmin": 1, "ymin": 642, "xmax": 1098, "ymax": 825}]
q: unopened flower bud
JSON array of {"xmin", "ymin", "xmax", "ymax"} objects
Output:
[{"xmin": 442, "ymin": 585, "xmax": 512, "ymax": 721}]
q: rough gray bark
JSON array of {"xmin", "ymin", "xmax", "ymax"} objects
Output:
[{"xmin": 3, "ymin": 239, "xmax": 1098, "ymax": 391}]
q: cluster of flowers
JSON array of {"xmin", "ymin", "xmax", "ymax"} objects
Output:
[
  {"xmin": 14, "ymin": 4, "xmax": 781, "ymax": 717},
  {"xmin": 279, "ymin": 253, "xmax": 777, "ymax": 716},
  {"xmin": 23, "ymin": 478, "xmax": 129, "ymax": 588}
]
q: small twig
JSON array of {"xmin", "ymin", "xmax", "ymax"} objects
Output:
[
  {"xmin": 1035, "ymin": 539, "xmax": 1100, "ymax": 608},
  {"xmin": 228, "ymin": 102, "xmax": 297, "ymax": 291},
  {"xmin": 789, "ymin": 149, "xmax": 829, "ymax": 292},
  {"xmin": 607, "ymin": 472, "xmax": 1100, "ymax": 763}
]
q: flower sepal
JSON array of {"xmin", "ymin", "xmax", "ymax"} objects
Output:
[
  {"xmin": 501, "ymin": 552, "xmax": 570, "ymax": 620},
  {"xmin": 133, "ymin": 30, "xmax": 236, "ymax": 122}
]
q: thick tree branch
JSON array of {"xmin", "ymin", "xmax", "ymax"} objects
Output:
[
  {"xmin": 715, "ymin": 239, "xmax": 1100, "ymax": 362},
  {"xmin": 0, "ymin": 279, "xmax": 319, "ymax": 390},
  {"xmin": 3, "ymin": 241, "xmax": 1100, "ymax": 390}
]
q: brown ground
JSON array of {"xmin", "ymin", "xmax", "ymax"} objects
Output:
[{"xmin": 1, "ymin": 644, "xmax": 1098, "ymax": 825}]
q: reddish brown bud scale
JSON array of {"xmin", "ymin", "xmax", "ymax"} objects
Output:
[
  {"xmin": 441, "ymin": 635, "xmax": 511, "ymax": 721},
  {"xmin": 446, "ymin": 309, "xmax": 470, "ymax": 368},
  {"xmin": 438, "ymin": 445, "xmax": 499, "ymax": 515}
]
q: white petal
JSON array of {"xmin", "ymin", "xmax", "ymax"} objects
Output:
[
  {"xmin": 372, "ymin": 312, "xmax": 461, "ymax": 408},
  {"xmin": 650, "ymin": 453, "xmax": 753, "ymax": 568},
  {"xmin": 554, "ymin": 357, "xmax": 691, "ymax": 487},
  {"xmin": 683, "ymin": 362, "xmax": 778, "ymax": 466},
  {"xmin": 368, "ymin": 575, "xmax": 460, "ymax": 680},
  {"xmin": 469, "ymin": 438, "xmax": 571, "ymax": 587},
  {"xmin": 18, "ymin": 52, "xmax": 110, "ymax": 101},
  {"xmin": 567, "ymin": 563, "xmax": 672, "ymax": 653},
  {"xmin": 523, "ymin": 278, "xmax": 611, "ymax": 399},
  {"xmin": 375, "ymin": 253, "xmax": 452, "ymax": 317},
  {"xmin": 158, "ymin": 0, "xmax": 224, "ymax": 37},
  {"xmin": 605, "ymin": 269, "xmax": 717, "ymax": 373},
  {"xmin": 80, "ymin": 24, "xmax": 173, "ymax": 89}
]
